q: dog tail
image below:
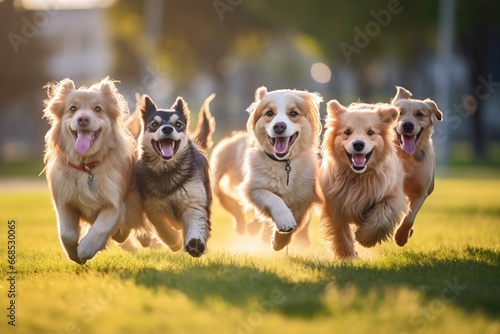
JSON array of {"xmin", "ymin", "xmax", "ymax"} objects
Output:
[
  {"xmin": 193, "ymin": 93, "xmax": 216, "ymax": 151},
  {"xmin": 126, "ymin": 92, "xmax": 143, "ymax": 139}
]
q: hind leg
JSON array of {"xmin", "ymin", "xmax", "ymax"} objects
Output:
[
  {"xmin": 147, "ymin": 212, "xmax": 183, "ymax": 252},
  {"xmin": 356, "ymin": 195, "xmax": 408, "ymax": 247},
  {"xmin": 217, "ymin": 189, "xmax": 247, "ymax": 234}
]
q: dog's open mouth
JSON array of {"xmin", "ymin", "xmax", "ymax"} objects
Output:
[
  {"xmin": 73, "ymin": 130, "xmax": 101, "ymax": 155},
  {"xmin": 345, "ymin": 150, "xmax": 373, "ymax": 171},
  {"xmin": 152, "ymin": 139, "xmax": 180, "ymax": 160},
  {"xmin": 268, "ymin": 132, "xmax": 298, "ymax": 158},
  {"xmin": 397, "ymin": 127, "xmax": 424, "ymax": 155}
]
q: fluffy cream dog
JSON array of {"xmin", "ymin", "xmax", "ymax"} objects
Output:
[
  {"xmin": 391, "ymin": 86, "xmax": 443, "ymax": 246},
  {"xmin": 43, "ymin": 77, "xmax": 144, "ymax": 264},
  {"xmin": 320, "ymin": 100, "xmax": 409, "ymax": 258},
  {"xmin": 241, "ymin": 86, "xmax": 323, "ymax": 251}
]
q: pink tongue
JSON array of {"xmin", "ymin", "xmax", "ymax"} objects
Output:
[
  {"xmin": 352, "ymin": 153, "xmax": 366, "ymax": 167},
  {"xmin": 274, "ymin": 137, "xmax": 289, "ymax": 154},
  {"xmin": 161, "ymin": 141, "xmax": 174, "ymax": 158},
  {"xmin": 402, "ymin": 135, "xmax": 416, "ymax": 155},
  {"xmin": 75, "ymin": 132, "xmax": 93, "ymax": 155}
]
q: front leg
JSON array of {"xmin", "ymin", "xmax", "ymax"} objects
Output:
[
  {"xmin": 395, "ymin": 194, "xmax": 427, "ymax": 246},
  {"xmin": 245, "ymin": 189, "xmax": 296, "ymax": 233},
  {"xmin": 320, "ymin": 205, "xmax": 357, "ymax": 258},
  {"xmin": 356, "ymin": 195, "xmax": 408, "ymax": 247},
  {"xmin": 182, "ymin": 206, "xmax": 211, "ymax": 257},
  {"xmin": 77, "ymin": 206, "xmax": 121, "ymax": 262},
  {"xmin": 56, "ymin": 204, "xmax": 83, "ymax": 264}
]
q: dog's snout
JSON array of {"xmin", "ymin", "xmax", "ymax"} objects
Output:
[
  {"xmin": 162, "ymin": 126, "xmax": 174, "ymax": 135},
  {"xmin": 352, "ymin": 140, "xmax": 365, "ymax": 152},
  {"xmin": 77, "ymin": 115, "xmax": 90, "ymax": 127},
  {"xmin": 273, "ymin": 122, "xmax": 287, "ymax": 135},
  {"xmin": 402, "ymin": 122, "xmax": 414, "ymax": 132}
]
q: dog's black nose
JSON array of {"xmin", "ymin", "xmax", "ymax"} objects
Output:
[
  {"xmin": 402, "ymin": 122, "xmax": 414, "ymax": 132},
  {"xmin": 273, "ymin": 122, "xmax": 287, "ymax": 135},
  {"xmin": 77, "ymin": 115, "xmax": 90, "ymax": 127},
  {"xmin": 162, "ymin": 126, "xmax": 174, "ymax": 135},
  {"xmin": 352, "ymin": 140, "xmax": 365, "ymax": 152}
]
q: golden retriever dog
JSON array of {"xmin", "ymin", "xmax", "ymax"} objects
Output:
[
  {"xmin": 240, "ymin": 86, "xmax": 323, "ymax": 251},
  {"xmin": 391, "ymin": 86, "xmax": 443, "ymax": 246},
  {"xmin": 43, "ymin": 77, "xmax": 144, "ymax": 264},
  {"xmin": 319, "ymin": 100, "xmax": 409, "ymax": 258}
]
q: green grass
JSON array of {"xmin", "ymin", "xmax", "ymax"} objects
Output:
[{"xmin": 0, "ymin": 169, "xmax": 499, "ymax": 334}]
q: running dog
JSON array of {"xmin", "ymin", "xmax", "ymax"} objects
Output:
[
  {"xmin": 135, "ymin": 94, "xmax": 215, "ymax": 257},
  {"xmin": 391, "ymin": 86, "xmax": 443, "ymax": 246},
  {"xmin": 240, "ymin": 86, "xmax": 323, "ymax": 251},
  {"xmin": 320, "ymin": 100, "xmax": 409, "ymax": 258},
  {"xmin": 43, "ymin": 77, "xmax": 144, "ymax": 264}
]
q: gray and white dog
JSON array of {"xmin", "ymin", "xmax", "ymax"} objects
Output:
[{"xmin": 135, "ymin": 94, "xmax": 215, "ymax": 257}]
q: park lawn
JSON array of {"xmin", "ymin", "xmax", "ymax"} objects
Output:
[{"xmin": 0, "ymin": 171, "xmax": 499, "ymax": 334}]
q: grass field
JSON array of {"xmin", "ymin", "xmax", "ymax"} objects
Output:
[{"xmin": 0, "ymin": 169, "xmax": 499, "ymax": 334}]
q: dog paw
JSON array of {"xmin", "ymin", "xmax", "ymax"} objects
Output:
[
  {"xmin": 77, "ymin": 235, "xmax": 106, "ymax": 263},
  {"xmin": 185, "ymin": 238, "xmax": 206, "ymax": 257},
  {"xmin": 274, "ymin": 210, "xmax": 297, "ymax": 234},
  {"xmin": 395, "ymin": 224, "xmax": 413, "ymax": 247}
]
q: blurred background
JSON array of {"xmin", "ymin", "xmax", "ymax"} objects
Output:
[{"xmin": 0, "ymin": 0, "xmax": 499, "ymax": 177}]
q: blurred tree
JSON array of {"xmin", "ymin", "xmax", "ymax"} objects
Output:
[
  {"xmin": 0, "ymin": 0, "xmax": 50, "ymax": 161},
  {"xmin": 456, "ymin": 0, "xmax": 500, "ymax": 160}
]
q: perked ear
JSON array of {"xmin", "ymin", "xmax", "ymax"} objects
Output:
[
  {"xmin": 377, "ymin": 104, "xmax": 400, "ymax": 125},
  {"xmin": 139, "ymin": 95, "xmax": 157, "ymax": 121},
  {"xmin": 171, "ymin": 97, "xmax": 190, "ymax": 122},
  {"xmin": 392, "ymin": 86, "xmax": 413, "ymax": 103},
  {"xmin": 424, "ymin": 98, "xmax": 443, "ymax": 122},
  {"xmin": 326, "ymin": 99, "xmax": 347, "ymax": 117},
  {"xmin": 255, "ymin": 86, "xmax": 267, "ymax": 100},
  {"xmin": 43, "ymin": 78, "xmax": 76, "ymax": 120}
]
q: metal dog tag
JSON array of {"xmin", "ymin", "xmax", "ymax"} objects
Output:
[{"xmin": 87, "ymin": 174, "xmax": 98, "ymax": 190}]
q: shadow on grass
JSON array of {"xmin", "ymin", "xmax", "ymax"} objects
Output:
[{"xmin": 130, "ymin": 246, "xmax": 499, "ymax": 319}]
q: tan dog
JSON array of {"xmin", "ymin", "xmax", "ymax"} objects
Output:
[
  {"xmin": 241, "ymin": 86, "xmax": 323, "ymax": 251},
  {"xmin": 391, "ymin": 86, "xmax": 443, "ymax": 246},
  {"xmin": 210, "ymin": 131, "xmax": 251, "ymax": 234},
  {"xmin": 43, "ymin": 78, "xmax": 144, "ymax": 264},
  {"xmin": 320, "ymin": 100, "xmax": 409, "ymax": 258}
]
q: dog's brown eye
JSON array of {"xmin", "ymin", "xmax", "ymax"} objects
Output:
[
  {"xmin": 175, "ymin": 121, "xmax": 183, "ymax": 129},
  {"xmin": 265, "ymin": 110, "xmax": 274, "ymax": 117},
  {"xmin": 70, "ymin": 106, "xmax": 77, "ymax": 112},
  {"xmin": 150, "ymin": 121, "xmax": 159, "ymax": 130},
  {"xmin": 95, "ymin": 106, "xmax": 102, "ymax": 112},
  {"xmin": 290, "ymin": 111, "xmax": 298, "ymax": 117},
  {"xmin": 416, "ymin": 111, "xmax": 424, "ymax": 117},
  {"xmin": 367, "ymin": 130, "xmax": 374, "ymax": 136},
  {"xmin": 344, "ymin": 130, "xmax": 351, "ymax": 136}
]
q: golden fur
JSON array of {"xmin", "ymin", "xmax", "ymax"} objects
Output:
[
  {"xmin": 43, "ymin": 77, "xmax": 144, "ymax": 264},
  {"xmin": 319, "ymin": 100, "xmax": 409, "ymax": 258},
  {"xmin": 240, "ymin": 86, "xmax": 323, "ymax": 251},
  {"xmin": 391, "ymin": 86, "xmax": 443, "ymax": 246}
]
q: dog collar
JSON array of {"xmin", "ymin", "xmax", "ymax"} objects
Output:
[
  {"xmin": 264, "ymin": 151, "xmax": 291, "ymax": 186},
  {"xmin": 66, "ymin": 160, "xmax": 99, "ymax": 172},
  {"xmin": 66, "ymin": 159, "xmax": 99, "ymax": 190}
]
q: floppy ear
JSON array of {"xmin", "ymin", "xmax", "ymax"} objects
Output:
[
  {"xmin": 424, "ymin": 98, "xmax": 443, "ymax": 122},
  {"xmin": 255, "ymin": 86, "xmax": 267, "ymax": 100},
  {"xmin": 171, "ymin": 97, "xmax": 190, "ymax": 123},
  {"xmin": 326, "ymin": 99, "xmax": 347, "ymax": 118},
  {"xmin": 138, "ymin": 95, "xmax": 157, "ymax": 121},
  {"xmin": 377, "ymin": 104, "xmax": 400, "ymax": 125},
  {"xmin": 392, "ymin": 86, "xmax": 413, "ymax": 104}
]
